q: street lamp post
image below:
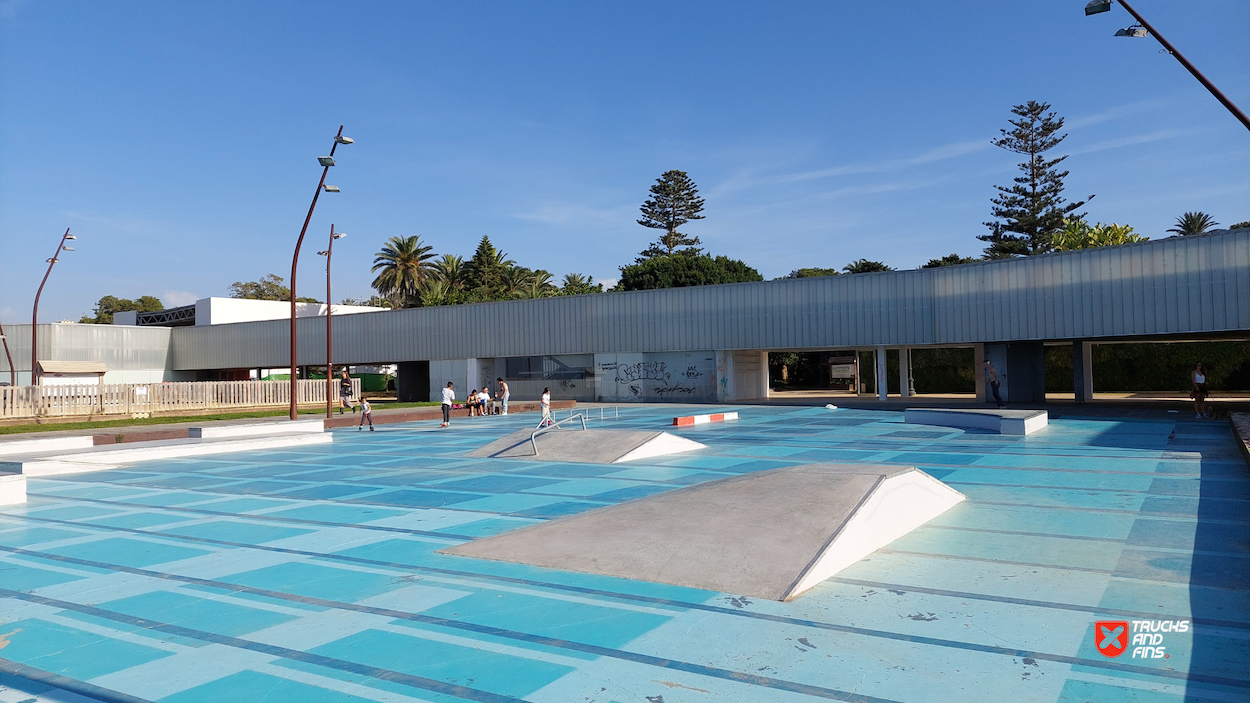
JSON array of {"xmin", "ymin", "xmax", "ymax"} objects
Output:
[
  {"xmin": 31, "ymin": 228, "xmax": 77, "ymax": 386},
  {"xmin": 289, "ymin": 126, "xmax": 352, "ymax": 420},
  {"xmin": 317, "ymin": 225, "xmax": 347, "ymax": 418},
  {"xmin": 1085, "ymin": 0, "xmax": 1250, "ymax": 132}
]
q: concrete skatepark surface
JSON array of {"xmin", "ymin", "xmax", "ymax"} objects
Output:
[
  {"xmin": 0, "ymin": 403, "xmax": 1245, "ymax": 702},
  {"xmin": 443, "ymin": 462, "xmax": 964, "ymax": 600},
  {"xmin": 467, "ymin": 427, "xmax": 706, "ymax": 463}
]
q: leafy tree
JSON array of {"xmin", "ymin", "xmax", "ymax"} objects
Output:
[
  {"xmin": 637, "ymin": 170, "xmax": 706, "ymax": 259},
  {"xmin": 1167, "ymin": 211, "xmax": 1218, "ymax": 236},
  {"xmin": 842, "ymin": 259, "xmax": 894, "ymax": 274},
  {"xmin": 1230, "ymin": 220, "xmax": 1250, "ymax": 230},
  {"xmin": 1052, "ymin": 218, "xmax": 1147, "ymax": 251},
  {"xmin": 229, "ymin": 274, "xmax": 318, "ymax": 302},
  {"xmin": 617, "ymin": 254, "xmax": 762, "ymax": 291},
  {"xmin": 79, "ymin": 295, "xmax": 164, "ymax": 324},
  {"xmin": 371, "ymin": 235, "xmax": 436, "ymax": 307},
  {"xmin": 560, "ymin": 273, "xmax": 604, "ymax": 295},
  {"xmin": 339, "ymin": 296, "xmax": 393, "ymax": 308},
  {"xmin": 979, "ymin": 101, "xmax": 1089, "ymax": 258},
  {"xmin": 922, "ymin": 254, "xmax": 979, "ymax": 268},
  {"xmin": 781, "ymin": 267, "xmax": 841, "ymax": 279}
]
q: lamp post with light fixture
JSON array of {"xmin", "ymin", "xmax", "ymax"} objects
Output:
[
  {"xmin": 289, "ymin": 126, "xmax": 353, "ymax": 420},
  {"xmin": 317, "ymin": 224, "xmax": 347, "ymax": 418},
  {"xmin": 31, "ymin": 228, "xmax": 77, "ymax": 386},
  {"xmin": 1084, "ymin": 0, "xmax": 1250, "ymax": 132}
]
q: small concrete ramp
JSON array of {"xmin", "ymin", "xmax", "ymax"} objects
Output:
[
  {"xmin": 466, "ymin": 428, "xmax": 706, "ymax": 464},
  {"xmin": 442, "ymin": 463, "xmax": 965, "ymax": 601}
]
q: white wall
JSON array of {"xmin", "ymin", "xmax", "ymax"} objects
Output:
[
  {"xmin": 594, "ymin": 352, "xmax": 717, "ymax": 402},
  {"xmin": 196, "ymin": 298, "xmax": 387, "ymax": 326},
  {"xmin": 428, "ymin": 359, "xmax": 468, "ymax": 402}
]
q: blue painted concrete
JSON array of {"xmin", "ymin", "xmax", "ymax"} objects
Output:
[{"xmin": 0, "ymin": 405, "xmax": 1245, "ymax": 702}]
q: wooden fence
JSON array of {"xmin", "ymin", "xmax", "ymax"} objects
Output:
[{"xmin": 0, "ymin": 379, "xmax": 361, "ymax": 420}]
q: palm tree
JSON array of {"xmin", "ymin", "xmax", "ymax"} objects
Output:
[
  {"xmin": 519, "ymin": 270, "xmax": 558, "ymax": 299},
  {"xmin": 1168, "ymin": 212, "xmax": 1219, "ymax": 236},
  {"xmin": 432, "ymin": 254, "xmax": 466, "ymax": 291},
  {"xmin": 842, "ymin": 259, "xmax": 894, "ymax": 274},
  {"xmin": 371, "ymin": 235, "xmax": 436, "ymax": 307},
  {"xmin": 415, "ymin": 278, "xmax": 450, "ymax": 307},
  {"xmin": 497, "ymin": 267, "xmax": 531, "ymax": 299}
]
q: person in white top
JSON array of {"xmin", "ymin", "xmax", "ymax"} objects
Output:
[
  {"xmin": 1191, "ymin": 362, "xmax": 1208, "ymax": 418},
  {"xmin": 477, "ymin": 389, "xmax": 491, "ymax": 416},
  {"xmin": 440, "ymin": 382, "xmax": 455, "ymax": 428},
  {"xmin": 497, "ymin": 378, "xmax": 509, "ymax": 415},
  {"xmin": 540, "ymin": 387, "xmax": 552, "ymax": 427}
]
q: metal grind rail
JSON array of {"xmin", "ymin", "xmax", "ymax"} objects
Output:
[{"xmin": 530, "ymin": 412, "xmax": 587, "ymax": 456}]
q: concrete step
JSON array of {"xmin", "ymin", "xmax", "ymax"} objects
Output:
[{"xmin": 467, "ymin": 428, "xmax": 706, "ymax": 464}]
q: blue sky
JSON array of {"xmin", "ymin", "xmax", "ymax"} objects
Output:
[{"xmin": 2, "ymin": 0, "xmax": 1247, "ymax": 323}]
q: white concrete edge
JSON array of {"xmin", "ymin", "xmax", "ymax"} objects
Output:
[
  {"xmin": 189, "ymin": 418, "xmax": 325, "ymax": 439},
  {"xmin": 614, "ymin": 432, "xmax": 708, "ymax": 463},
  {"xmin": 785, "ymin": 470, "xmax": 966, "ymax": 600},
  {"xmin": 0, "ymin": 473, "xmax": 26, "ymax": 505},
  {"xmin": 15, "ymin": 433, "xmax": 333, "ymax": 476},
  {"xmin": 0, "ymin": 436, "xmax": 96, "ymax": 456}
]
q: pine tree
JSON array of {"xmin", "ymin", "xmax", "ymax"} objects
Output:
[
  {"xmin": 979, "ymin": 101, "xmax": 1089, "ymax": 258},
  {"xmin": 637, "ymin": 170, "xmax": 706, "ymax": 259}
]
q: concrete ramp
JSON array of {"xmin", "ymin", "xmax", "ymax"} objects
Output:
[
  {"xmin": 466, "ymin": 428, "xmax": 705, "ymax": 464},
  {"xmin": 905, "ymin": 408, "xmax": 1048, "ymax": 435},
  {"xmin": 442, "ymin": 462, "xmax": 965, "ymax": 600}
]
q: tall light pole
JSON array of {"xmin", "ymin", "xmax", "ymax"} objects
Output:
[
  {"xmin": 1085, "ymin": 0, "xmax": 1250, "ymax": 132},
  {"xmin": 289, "ymin": 126, "xmax": 352, "ymax": 420},
  {"xmin": 317, "ymin": 225, "xmax": 347, "ymax": 418},
  {"xmin": 31, "ymin": 228, "xmax": 77, "ymax": 386}
]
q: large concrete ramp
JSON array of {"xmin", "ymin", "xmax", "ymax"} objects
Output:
[
  {"xmin": 466, "ymin": 428, "xmax": 705, "ymax": 464},
  {"xmin": 442, "ymin": 463, "xmax": 965, "ymax": 600}
]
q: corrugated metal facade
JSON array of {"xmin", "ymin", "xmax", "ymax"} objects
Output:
[
  {"xmin": 161, "ymin": 229, "xmax": 1250, "ymax": 369},
  {"xmin": 0, "ymin": 324, "xmax": 173, "ymax": 375}
]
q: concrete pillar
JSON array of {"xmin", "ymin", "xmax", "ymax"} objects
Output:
[
  {"xmin": 466, "ymin": 358, "xmax": 479, "ymax": 395},
  {"xmin": 974, "ymin": 344, "xmax": 986, "ymax": 403},
  {"xmin": 876, "ymin": 345, "xmax": 887, "ymax": 400},
  {"xmin": 1073, "ymin": 341, "xmax": 1093, "ymax": 403},
  {"xmin": 715, "ymin": 350, "xmax": 734, "ymax": 403},
  {"xmin": 898, "ymin": 347, "xmax": 911, "ymax": 399},
  {"xmin": 758, "ymin": 351, "xmax": 770, "ymax": 399}
]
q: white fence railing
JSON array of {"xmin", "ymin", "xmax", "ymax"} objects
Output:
[{"xmin": 0, "ymin": 379, "xmax": 361, "ymax": 420}]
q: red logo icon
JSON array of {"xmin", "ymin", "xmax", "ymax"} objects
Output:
[{"xmin": 1095, "ymin": 621, "xmax": 1129, "ymax": 657}]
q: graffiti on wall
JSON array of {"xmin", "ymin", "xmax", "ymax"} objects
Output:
[{"xmin": 614, "ymin": 362, "xmax": 671, "ymax": 385}]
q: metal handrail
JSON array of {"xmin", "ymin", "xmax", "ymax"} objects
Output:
[{"xmin": 530, "ymin": 412, "xmax": 587, "ymax": 456}]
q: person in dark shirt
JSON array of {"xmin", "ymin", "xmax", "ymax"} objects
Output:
[{"xmin": 338, "ymin": 369, "xmax": 356, "ymax": 414}]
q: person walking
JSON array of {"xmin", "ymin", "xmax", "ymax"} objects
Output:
[
  {"xmin": 1191, "ymin": 362, "xmax": 1209, "ymax": 418},
  {"xmin": 540, "ymin": 386, "xmax": 552, "ymax": 427},
  {"xmin": 358, "ymin": 396, "xmax": 374, "ymax": 431},
  {"xmin": 984, "ymin": 360, "xmax": 1004, "ymax": 408},
  {"xmin": 497, "ymin": 378, "xmax": 509, "ymax": 415},
  {"xmin": 338, "ymin": 369, "xmax": 356, "ymax": 414},
  {"xmin": 440, "ymin": 381, "xmax": 455, "ymax": 428}
]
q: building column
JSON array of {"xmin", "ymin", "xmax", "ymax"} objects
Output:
[
  {"xmin": 1073, "ymin": 341, "xmax": 1093, "ymax": 403},
  {"xmin": 898, "ymin": 347, "xmax": 911, "ymax": 399},
  {"xmin": 974, "ymin": 344, "xmax": 986, "ymax": 403},
  {"xmin": 758, "ymin": 351, "xmax": 770, "ymax": 399},
  {"xmin": 876, "ymin": 345, "xmax": 887, "ymax": 400}
]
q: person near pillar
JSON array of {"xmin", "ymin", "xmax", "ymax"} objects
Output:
[
  {"xmin": 984, "ymin": 360, "xmax": 1004, "ymax": 408},
  {"xmin": 1191, "ymin": 362, "xmax": 1209, "ymax": 418}
]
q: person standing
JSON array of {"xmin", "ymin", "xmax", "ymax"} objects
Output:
[
  {"xmin": 1191, "ymin": 362, "xmax": 1209, "ymax": 418},
  {"xmin": 358, "ymin": 396, "xmax": 374, "ymax": 431},
  {"xmin": 338, "ymin": 369, "xmax": 356, "ymax": 414},
  {"xmin": 497, "ymin": 378, "xmax": 509, "ymax": 415},
  {"xmin": 984, "ymin": 360, "xmax": 1004, "ymax": 408},
  {"xmin": 540, "ymin": 386, "xmax": 552, "ymax": 427},
  {"xmin": 440, "ymin": 381, "xmax": 455, "ymax": 428}
]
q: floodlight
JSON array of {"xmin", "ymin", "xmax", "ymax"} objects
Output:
[
  {"xmin": 318, "ymin": 156, "xmax": 336, "ymax": 167},
  {"xmin": 323, "ymin": 184, "xmax": 340, "ymax": 193},
  {"xmin": 1115, "ymin": 25, "xmax": 1148, "ymax": 37},
  {"xmin": 1085, "ymin": 0, "xmax": 1112, "ymax": 16},
  {"xmin": 61, "ymin": 246, "xmax": 74, "ymax": 251},
  {"xmin": 335, "ymin": 136, "xmax": 354, "ymax": 145},
  {"xmin": 317, "ymin": 250, "xmax": 329, "ymax": 256},
  {"xmin": 45, "ymin": 257, "xmax": 57, "ymax": 263},
  {"xmin": 333, "ymin": 232, "xmax": 347, "ymax": 239},
  {"xmin": 65, "ymin": 234, "xmax": 77, "ymax": 240}
]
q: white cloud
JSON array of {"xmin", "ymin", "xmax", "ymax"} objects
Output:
[
  {"xmin": 597, "ymin": 277, "xmax": 618, "ymax": 289},
  {"xmin": 1068, "ymin": 128, "xmax": 1190, "ymax": 155},
  {"xmin": 511, "ymin": 202, "xmax": 633, "ymax": 227},
  {"xmin": 162, "ymin": 290, "xmax": 199, "ymax": 307}
]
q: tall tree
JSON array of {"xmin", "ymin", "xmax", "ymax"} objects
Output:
[
  {"xmin": 79, "ymin": 295, "xmax": 164, "ymax": 324},
  {"xmin": 1167, "ymin": 212, "xmax": 1218, "ymax": 236},
  {"xmin": 229, "ymin": 274, "xmax": 318, "ymax": 302},
  {"xmin": 464, "ymin": 236, "xmax": 515, "ymax": 296},
  {"xmin": 432, "ymin": 254, "xmax": 467, "ymax": 290},
  {"xmin": 979, "ymin": 101, "xmax": 1089, "ymax": 258},
  {"xmin": 371, "ymin": 235, "xmax": 436, "ymax": 307},
  {"xmin": 637, "ymin": 170, "xmax": 706, "ymax": 259},
  {"xmin": 842, "ymin": 259, "xmax": 894, "ymax": 274}
]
